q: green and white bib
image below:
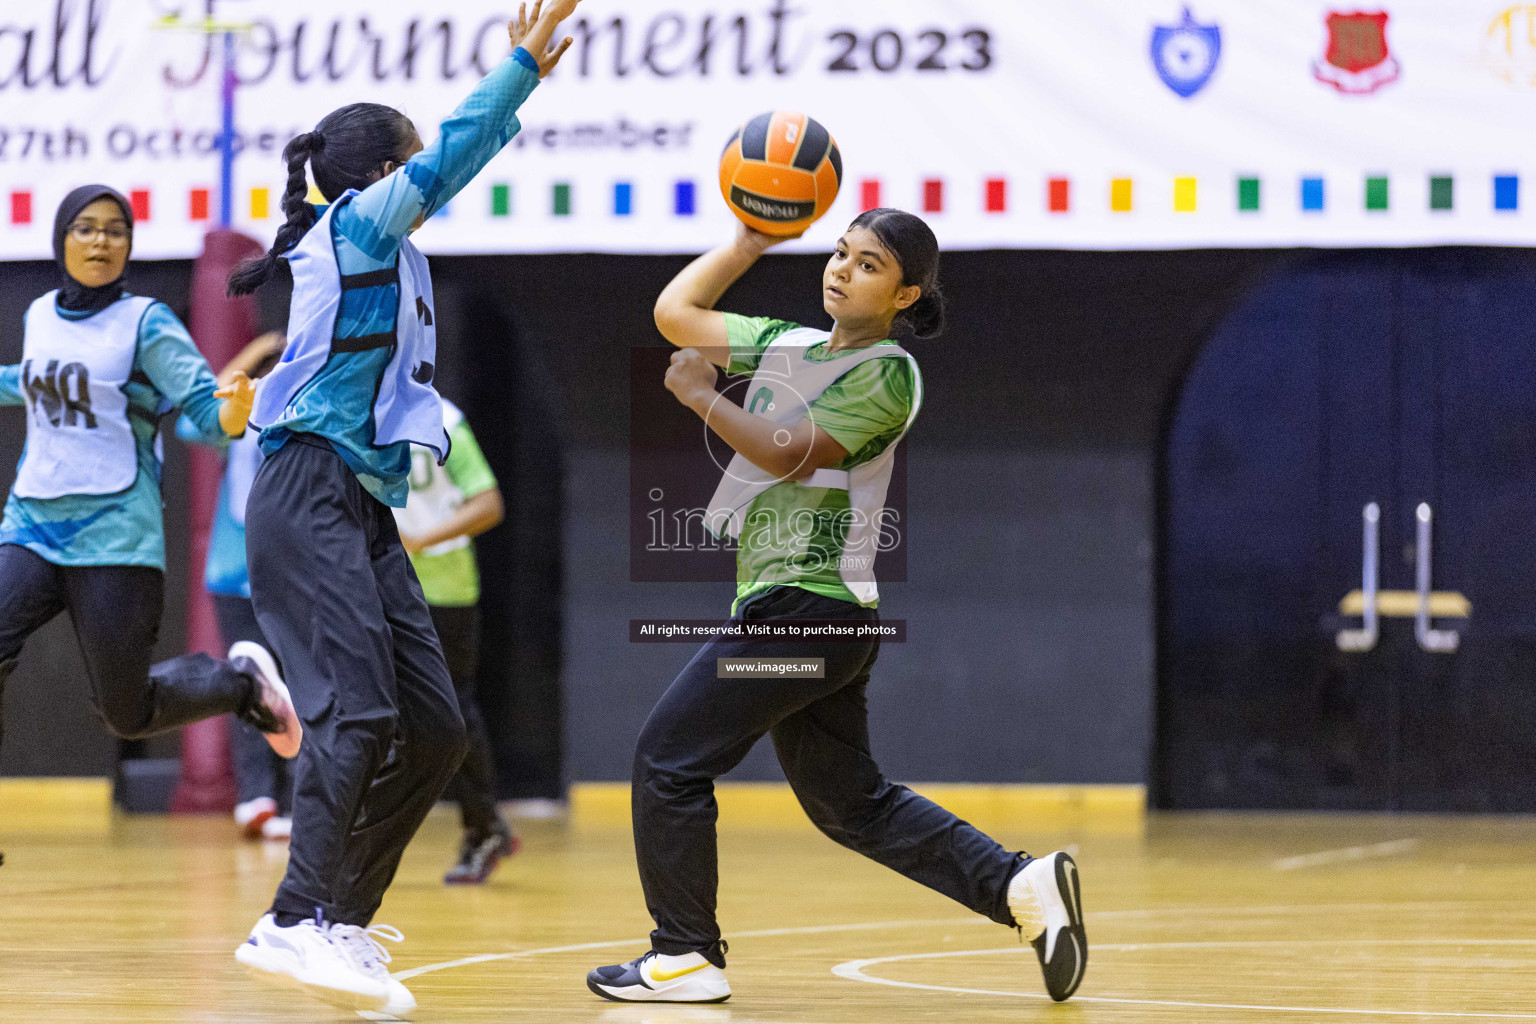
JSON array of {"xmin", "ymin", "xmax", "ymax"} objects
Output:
[
  {"xmin": 708, "ymin": 322, "xmax": 922, "ymax": 609},
  {"xmin": 394, "ymin": 399, "xmax": 499, "ymax": 607}
]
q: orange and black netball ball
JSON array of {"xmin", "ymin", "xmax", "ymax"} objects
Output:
[{"xmin": 719, "ymin": 111, "xmax": 842, "ymax": 236}]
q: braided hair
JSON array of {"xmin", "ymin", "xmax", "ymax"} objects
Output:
[
  {"xmin": 846, "ymin": 208, "xmax": 947, "ymax": 340},
  {"xmin": 228, "ymin": 103, "xmax": 418, "ymax": 296}
]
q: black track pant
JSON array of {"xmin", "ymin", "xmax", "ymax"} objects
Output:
[
  {"xmin": 633, "ymin": 585, "xmax": 1024, "ymax": 956},
  {"xmin": 0, "ymin": 543, "xmax": 254, "ymax": 753},
  {"xmin": 429, "ymin": 604, "xmax": 502, "ymax": 837},
  {"xmin": 247, "ymin": 435, "xmax": 466, "ymax": 927},
  {"xmin": 213, "ymin": 594, "xmax": 293, "ymax": 811}
]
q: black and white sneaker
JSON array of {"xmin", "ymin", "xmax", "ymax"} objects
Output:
[
  {"xmin": 229, "ymin": 641, "xmax": 302, "ymax": 759},
  {"xmin": 586, "ymin": 947, "xmax": 731, "ymax": 1003},
  {"xmin": 444, "ymin": 822, "xmax": 519, "ymax": 885},
  {"xmin": 1006, "ymin": 851, "xmax": 1087, "ymax": 1001}
]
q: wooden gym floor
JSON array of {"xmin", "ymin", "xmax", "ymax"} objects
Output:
[{"xmin": 3, "ymin": 786, "xmax": 1536, "ymax": 1022}]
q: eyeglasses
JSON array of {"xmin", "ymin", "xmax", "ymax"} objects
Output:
[{"xmin": 67, "ymin": 223, "xmax": 130, "ymax": 244}]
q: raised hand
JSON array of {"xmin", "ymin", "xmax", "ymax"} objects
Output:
[
  {"xmin": 508, "ymin": 0, "xmax": 581, "ymax": 79},
  {"xmin": 735, "ymin": 220, "xmax": 801, "ymax": 254},
  {"xmin": 507, "ymin": 1, "xmax": 540, "ymax": 51}
]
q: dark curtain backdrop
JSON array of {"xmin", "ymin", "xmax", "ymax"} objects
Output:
[{"xmin": 0, "ymin": 247, "xmax": 1287, "ymax": 794}]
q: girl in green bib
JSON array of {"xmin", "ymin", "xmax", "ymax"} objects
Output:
[{"xmin": 586, "ymin": 210, "xmax": 1088, "ymax": 1004}]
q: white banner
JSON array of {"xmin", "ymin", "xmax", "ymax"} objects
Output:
[{"xmin": 0, "ymin": 0, "xmax": 1533, "ymax": 258}]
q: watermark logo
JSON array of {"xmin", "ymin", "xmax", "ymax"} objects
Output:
[{"xmin": 628, "ymin": 347, "xmax": 908, "ymax": 584}]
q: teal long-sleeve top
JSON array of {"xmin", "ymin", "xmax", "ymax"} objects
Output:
[
  {"xmin": 0, "ymin": 299, "xmax": 227, "ymax": 569},
  {"xmin": 258, "ymin": 47, "xmax": 541, "ymax": 507}
]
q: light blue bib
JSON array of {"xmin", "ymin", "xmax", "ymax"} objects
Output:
[{"xmin": 252, "ymin": 192, "xmax": 449, "ymax": 461}]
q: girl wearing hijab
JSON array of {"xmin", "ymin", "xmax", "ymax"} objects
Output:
[{"xmin": 0, "ymin": 185, "xmax": 302, "ymax": 767}]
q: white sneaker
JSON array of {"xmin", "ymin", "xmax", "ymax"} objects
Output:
[
  {"xmin": 229, "ymin": 641, "xmax": 302, "ymax": 759},
  {"xmin": 586, "ymin": 950, "xmax": 731, "ymax": 1003},
  {"xmin": 234, "ymin": 914, "xmax": 389, "ymax": 1011},
  {"xmin": 330, "ymin": 923, "xmax": 416, "ymax": 1018},
  {"xmin": 261, "ymin": 816, "xmax": 292, "ymax": 842},
  {"xmin": 1006, "ymin": 851, "xmax": 1087, "ymax": 1001},
  {"xmin": 234, "ymin": 797, "xmax": 277, "ymax": 840}
]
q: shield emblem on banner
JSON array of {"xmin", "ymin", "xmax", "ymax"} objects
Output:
[
  {"xmin": 1481, "ymin": 5, "xmax": 1536, "ymax": 87},
  {"xmin": 1151, "ymin": 7, "xmax": 1222, "ymax": 98},
  {"xmin": 1313, "ymin": 11, "xmax": 1401, "ymax": 93}
]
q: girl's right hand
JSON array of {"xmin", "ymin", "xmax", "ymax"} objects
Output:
[
  {"xmin": 735, "ymin": 221, "xmax": 801, "ymax": 254},
  {"xmin": 215, "ymin": 371, "xmax": 257, "ymax": 437}
]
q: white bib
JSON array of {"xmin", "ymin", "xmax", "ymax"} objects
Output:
[
  {"xmin": 706, "ymin": 330, "xmax": 922, "ymax": 605},
  {"xmin": 13, "ymin": 292, "xmax": 151, "ymax": 500},
  {"xmin": 392, "ymin": 399, "xmax": 470, "ymax": 555}
]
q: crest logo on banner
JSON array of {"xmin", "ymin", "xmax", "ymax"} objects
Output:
[
  {"xmin": 1482, "ymin": 6, "xmax": 1536, "ymax": 87},
  {"xmin": 1151, "ymin": 7, "xmax": 1222, "ymax": 98},
  {"xmin": 1313, "ymin": 11, "xmax": 1401, "ymax": 94}
]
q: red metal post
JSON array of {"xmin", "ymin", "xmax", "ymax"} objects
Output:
[{"xmin": 170, "ymin": 228, "xmax": 266, "ymax": 813}]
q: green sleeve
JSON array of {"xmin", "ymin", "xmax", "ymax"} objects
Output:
[
  {"xmin": 723, "ymin": 314, "xmax": 801, "ymax": 376},
  {"xmin": 444, "ymin": 418, "xmax": 498, "ymax": 497},
  {"xmin": 807, "ymin": 355, "xmax": 917, "ymax": 468}
]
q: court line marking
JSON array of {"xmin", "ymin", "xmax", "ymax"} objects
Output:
[
  {"xmin": 357, "ymin": 900, "xmax": 1536, "ymax": 1020},
  {"xmin": 384, "ymin": 899, "xmax": 1487, "ymax": 982},
  {"xmin": 387, "ymin": 917, "xmax": 986, "ymax": 983},
  {"xmin": 832, "ymin": 942, "xmax": 1536, "ymax": 1019},
  {"xmin": 359, "ymin": 919, "xmax": 1007, "ymax": 1020},
  {"xmin": 1272, "ymin": 838, "xmax": 1420, "ymax": 871},
  {"xmin": 382, "ymin": 899, "xmax": 1527, "ymax": 983}
]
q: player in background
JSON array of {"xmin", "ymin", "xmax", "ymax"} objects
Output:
[
  {"xmin": 393, "ymin": 398, "xmax": 518, "ymax": 884},
  {"xmin": 0, "ymin": 185, "xmax": 300, "ymax": 774},
  {"xmin": 177, "ymin": 332, "xmax": 295, "ymax": 841},
  {"xmin": 586, "ymin": 212, "xmax": 1088, "ymax": 1004},
  {"xmin": 224, "ymin": 2, "xmax": 580, "ymax": 1014}
]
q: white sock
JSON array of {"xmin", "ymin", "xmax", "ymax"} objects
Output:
[{"xmin": 654, "ymin": 951, "xmax": 711, "ymax": 972}]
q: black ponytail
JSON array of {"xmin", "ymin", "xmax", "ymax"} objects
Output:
[
  {"xmin": 847, "ymin": 207, "xmax": 947, "ymax": 340},
  {"xmin": 227, "ymin": 102, "xmax": 418, "ymax": 297},
  {"xmin": 227, "ymin": 133, "xmax": 320, "ymax": 296},
  {"xmin": 902, "ymin": 285, "xmax": 946, "ymax": 340}
]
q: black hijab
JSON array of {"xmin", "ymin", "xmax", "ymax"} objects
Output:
[{"xmin": 53, "ymin": 184, "xmax": 133, "ymax": 315}]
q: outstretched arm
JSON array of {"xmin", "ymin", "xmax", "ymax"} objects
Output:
[
  {"xmin": 176, "ymin": 333, "xmax": 280, "ymax": 447},
  {"xmin": 398, "ymin": 417, "xmax": 506, "ymax": 553},
  {"xmin": 400, "ymin": 488, "xmax": 505, "ymax": 555},
  {"xmin": 211, "ymin": 332, "xmax": 281, "ymax": 435},
  {"xmin": 137, "ymin": 305, "xmax": 254, "ymax": 440},
  {"xmin": 339, "ymin": 0, "xmax": 581, "ymax": 262},
  {"xmin": 654, "ymin": 223, "xmax": 791, "ymax": 367}
]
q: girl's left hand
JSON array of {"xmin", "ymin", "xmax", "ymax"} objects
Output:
[
  {"xmin": 216, "ymin": 370, "xmax": 256, "ymax": 435},
  {"xmin": 399, "ymin": 533, "xmax": 427, "ymax": 555},
  {"xmin": 664, "ymin": 348, "xmax": 719, "ymax": 412},
  {"xmin": 508, "ymin": 0, "xmax": 578, "ymax": 78}
]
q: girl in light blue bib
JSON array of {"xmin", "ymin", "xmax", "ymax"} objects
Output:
[
  {"xmin": 0, "ymin": 185, "xmax": 301, "ymax": 782},
  {"xmin": 222, "ymin": 3, "xmax": 582, "ymax": 1014}
]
